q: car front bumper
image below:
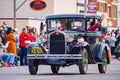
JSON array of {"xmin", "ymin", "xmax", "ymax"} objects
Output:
[{"xmin": 27, "ymin": 54, "xmax": 82, "ymax": 59}]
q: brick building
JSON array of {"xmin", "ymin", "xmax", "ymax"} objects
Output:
[
  {"xmin": 0, "ymin": 0, "xmax": 118, "ymax": 34},
  {"xmin": 97, "ymin": 0, "xmax": 118, "ymax": 28}
]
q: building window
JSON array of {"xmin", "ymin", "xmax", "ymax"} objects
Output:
[
  {"xmin": 79, "ymin": 10, "xmax": 84, "ymax": 13},
  {"xmin": 97, "ymin": 3, "xmax": 106, "ymax": 12},
  {"xmin": 112, "ymin": 6, "xmax": 117, "ymax": 18},
  {"xmin": 108, "ymin": 7, "xmax": 111, "ymax": 18}
]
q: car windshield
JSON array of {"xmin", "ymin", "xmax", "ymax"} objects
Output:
[{"xmin": 47, "ymin": 18, "xmax": 85, "ymax": 31}]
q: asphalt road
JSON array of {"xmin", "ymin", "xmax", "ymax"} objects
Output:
[{"xmin": 0, "ymin": 58, "xmax": 120, "ymax": 80}]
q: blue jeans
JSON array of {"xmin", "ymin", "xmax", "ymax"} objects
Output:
[
  {"xmin": 115, "ymin": 52, "xmax": 120, "ymax": 59},
  {"xmin": 20, "ymin": 47, "xmax": 28, "ymax": 66},
  {"xmin": 0, "ymin": 55, "xmax": 2, "ymax": 63},
  {"xmin": 8, "ymin": 53, "xmax": 15, "ymax": 64},
  {"xmin": 111, "ymin": 47, "xmax": 115, "ymax": 55},
  {"xmin": 17, "ymin": 48, "xmax": 21, "ymax": 56},
  {"xmin": 0, "ymin": 53, "xmax": 10, "ymax": 63}
]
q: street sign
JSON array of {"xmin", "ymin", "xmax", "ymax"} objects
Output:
[
  {"xmin": 87, "ymin": 0, "xmax": 97, "ymax": 13},
  {"xmin": 30, "ymin": 0, "xmax": 46, "ymax": 11}
]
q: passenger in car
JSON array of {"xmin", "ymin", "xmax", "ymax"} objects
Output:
[
  {"xmin": 88, "ymin": 19, "xmax": 102, "ymax": 31},
  {"xmin": 61, "ymin": 23, "xmax": 66, "ymax": 29}
]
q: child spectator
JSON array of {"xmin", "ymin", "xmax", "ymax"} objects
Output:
[
  {"xmin": 0, "ymin": 37, "xmax": 15, "ymax": 67},
  {"xmin": 13, "ymin": 28, "xmax": 20, "ymax": 66},
  {"xmin": 0, "ymin": 46, "xmax": 9, "ymax": 67}
]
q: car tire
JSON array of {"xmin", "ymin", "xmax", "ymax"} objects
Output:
[
  {"xmin": 78, "ymin": 48, "xmax": 88, "ymax": 74},
  {"xmin": 98, "ymin": 50, "xmax": 107, "ymax": 73},
  {"xmin": 51, "ymin": 65, "xmax": 60, "ymax": 74},
  {"xmin": 28, "ymin": 59, "xmax": 38, "ymax": 75}
]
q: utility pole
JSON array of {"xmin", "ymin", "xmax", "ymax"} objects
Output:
[
  {"xmin": 13, "ymin": 0, "xmax": 27, "ymax": 29},
  {"xmin": 14, "ymin": 0, "xmax": 16, "ymax": 29},
  {"xmin": 84, "ymin": 0, "xmax": 87, "ymax": 13}
]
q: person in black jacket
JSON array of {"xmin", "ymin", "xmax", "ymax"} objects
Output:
[
  {"xmin": 0, "ymin": 26, "xmax": 6, "ymax": 45},
  {"xmin": 115, "ymin": 34, "xmax": 120, "ymax": 48}
]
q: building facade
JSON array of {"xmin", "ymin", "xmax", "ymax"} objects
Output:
[
  {"xmin": 97, "ymin": 0, "xmax": 118, "ymax": 28},
  {"xmin": 0, "ymin": 0, "xmax": 118, "ymax": 33},
  {"xmin": 118, "ymin": 0, "xmax": 120, "ymax": 27}
]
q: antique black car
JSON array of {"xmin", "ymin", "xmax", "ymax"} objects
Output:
[{"xmin": 27, "ymin": 14, "xmax": 111, "ymax": 75}]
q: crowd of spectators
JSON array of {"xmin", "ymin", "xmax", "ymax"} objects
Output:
[
  {"xmin": 0, "ymin": 21, "xmax": 44, "ymax": 67},
  {"xmin": 103, "ymin": 29, "xmax": 120, "ymax": 60},
  {"xmin": 87, "ymin": 18, "xmax": 120, "ymax": 60}
]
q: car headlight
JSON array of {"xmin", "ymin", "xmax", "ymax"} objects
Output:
[
  {"xmin": 66, "ymin": 34, "xmax": 74, "ymax": 42},
  {"xmin": 40, "ymin": 35, "xmax": 47, "ymax": 42}
]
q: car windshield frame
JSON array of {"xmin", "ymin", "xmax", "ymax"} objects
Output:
[{"xmin": 46, "ymin": 18, "xmax": 85, "ymax": 32}]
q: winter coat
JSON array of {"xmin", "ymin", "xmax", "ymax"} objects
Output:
[
  {"xmin": 5, "ymin": 33, "xmax": 17, "ymax": 56},
  {"xmin": 19, "ymin": 32, "xmax": 30, "ymax": 48}
]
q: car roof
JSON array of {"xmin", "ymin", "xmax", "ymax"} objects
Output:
[{"xmin": 46, "ymin": 13, "xmax": 101, "ymax": 19}]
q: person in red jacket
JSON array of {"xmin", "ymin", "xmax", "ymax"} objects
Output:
[
  {"xmin": 28, "ymin": 28, "xmax": 37, "ymax": 42},
  {"xmin": 88, "ymin": 19, "xmax": 102, "ymax": 31},
  {"xmin": 19, "ymin": 27, "xmax": 30, "ymax": 66}
]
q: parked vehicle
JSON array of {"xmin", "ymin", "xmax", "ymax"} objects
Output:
[{"xmin": 27, "ymin": 14, "xmax": 111, "ymax": 75}]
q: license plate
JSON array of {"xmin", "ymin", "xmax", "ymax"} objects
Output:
[{"xmin": 31, "ymin": 48, "xmax": 43, "ymax": 54}]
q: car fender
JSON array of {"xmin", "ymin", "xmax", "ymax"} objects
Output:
[
  {"xmin": 93, "ymin": 42, "xmax": 107, "ymax": 62},
  {"xmin": 27, "ymin": 42, "xmax": 47, "ymax": 54},
  {"xmin": 69, "ymin": 42, "xmax": 88, "ymax": 53},
  {"xmin": 69, "ymin": 41, "xmax": 95, "ymax": 64}
]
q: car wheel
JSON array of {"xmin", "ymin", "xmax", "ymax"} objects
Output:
[
  {"xmin": 98, "ymin": 50, "xmax": 107, "ymax": 73},
  {"xmin": 51, "ymin": 65, "xmax": 60, "ymax": 74},
  {"xmin": 28, "ymin": 59, "xmax": 38, "ymax": 75},
  {"xmin": 78, "ymin": 48, "xmax": 88, "ymax": 74}
]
